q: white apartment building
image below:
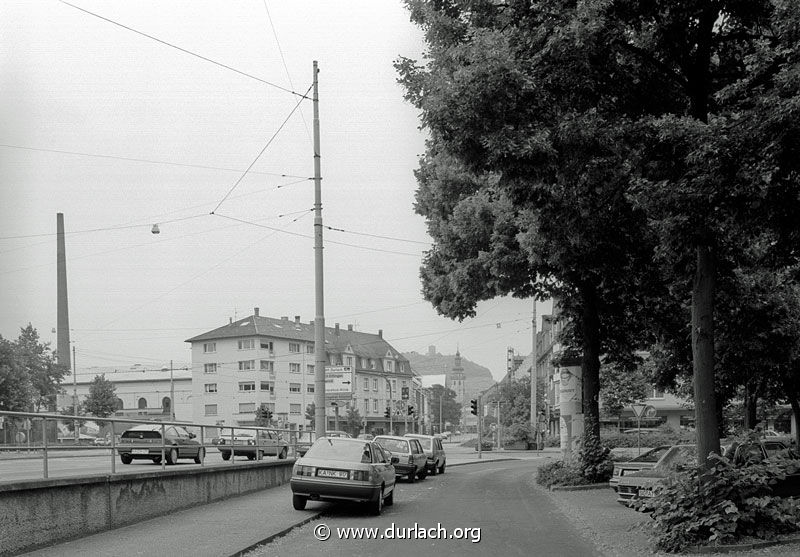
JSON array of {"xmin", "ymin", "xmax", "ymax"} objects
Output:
[{"xmin": 186, "ymin": 308, "xmax": 414, "ymax": 434}]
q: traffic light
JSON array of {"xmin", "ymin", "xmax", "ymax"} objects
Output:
[
  {"xmin": 384, "ymin": 407, "xmax": 391, "ymax": 419},
  {"xmin": 407, "ymin": 405, "xmax": 415, "ymax": 416},
  {"xmin": 470, "ymin": 399, "xmax": 478, "ymax": 416}
]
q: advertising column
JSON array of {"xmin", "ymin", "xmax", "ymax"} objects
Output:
[{"xmin": 558, "ymin": 364, "xmax": 583, "ymax": 460}]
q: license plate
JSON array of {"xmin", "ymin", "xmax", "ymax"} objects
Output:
[
  {"xmin": 131, "ymin": 449, "xmax": 150, "ymax": 455},
  {"xmin": 316, "ymin": 469, "xmax": 348, "ymax": 479},
  {"xmin": 639, "ymin": 489, "xmax": 655, "ymax": 497}
]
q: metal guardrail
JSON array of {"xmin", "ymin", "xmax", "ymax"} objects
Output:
[{"xmin": 0, "ymin": 410, "xmax": 315, "ymax": 480}]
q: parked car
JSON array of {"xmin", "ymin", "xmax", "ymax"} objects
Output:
[
  {"xmin": 290, "ymin": 437, "xmax": 397, "ymax": 515},
  {"xmin": 93, "ymin": 436, "xmax": 111, "ymax": 446},
  {"xmin": 357, "ymin": 433, "xmax": 374, "ymax": 440},
  {"xmin": 617, "ymin": 441, "xmax": 799, "ymax": 506},
  {"xmin": 293, "ymin": 431, "xmax": 315, "ymax": 457},
  {"xmin": 216, "ymin": 429, "xmax": 288, "ymax": 460},
  {"xmin": 609, "ymin": 445, "xmax": 672, "ymax": 492},
  {"xmin": 373, "ymin": 435, "xmax": 428, "ymax": 481},
  {"xmin": 404, "ymin": 433, "xmax": 446, "ymax": 475},
  {"xmin": 325, "ymin": 430, "xmax": 352, "ymax": 438},
  {"xmin": 117, "ymin": 424, "xmax": 204, "ymax": 465},
  {"xmin": 762, "ymin": 429, "xmax": 795, "ymax": 446}
]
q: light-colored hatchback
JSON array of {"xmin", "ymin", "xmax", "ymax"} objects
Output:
[{"xmin": 405, "ymin": 433, "xmax": 446, "ymax": 475}]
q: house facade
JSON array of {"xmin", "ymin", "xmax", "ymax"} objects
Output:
[{"xmin": 185, "ymin": 308, "xmax": 415, "ymax": 435}]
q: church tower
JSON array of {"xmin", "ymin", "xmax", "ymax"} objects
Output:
[{"xmin": 447, "ymin": 349, "xmax": 467, "ymax": 405}]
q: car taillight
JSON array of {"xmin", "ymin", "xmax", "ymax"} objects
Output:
[
  {"xmin": 351, "ymin": 470, "xmax": 370, "ymax": 481},
  {"xmin": 407, "ymin": 455, "xmax": 413, "ymax": 465},
  {"xmin": 294, "ymin": 465, "xmax": 315, "ymax": 477}
]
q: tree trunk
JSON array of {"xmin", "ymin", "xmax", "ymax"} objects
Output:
[
  {"xmin": 580, "ymin": 282, "xmax": 602, "ymax": 444},
  {"xmin": 743, "ymin": 382, "xmax": 759, "ymax": 430},
  {"xmin": 692, "ymin": 244, "xmax": 720, "ymax": 468},
  {"xmin": 790, "ymin": 398, "xmax": 800, "ymax": 447}
]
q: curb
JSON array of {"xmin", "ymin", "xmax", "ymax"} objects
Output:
[
  {"xmin": 687, "ymin": 536, "xmax": 800, "ymax": 554},
  {"xmin": 550, "ymin": 482, "xmax": 610, "ymax": 491},
  {"xmin": 229, "ymin": 511, "xmax": 324, "ymax": 557}
]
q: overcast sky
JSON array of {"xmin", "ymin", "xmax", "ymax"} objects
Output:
[{"xmin": 0, "ymin": 0, "xmax": 551, "ymax": 381}]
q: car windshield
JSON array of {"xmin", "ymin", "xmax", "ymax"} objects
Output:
[
  {"xmin": 304, "ymin": 439, "xmax": 366, "ymax": 462},
  {"xmin": 415, "ymin": 438, "xmax": 432, "ymax": 450},
  {"xmin": 631, "ymin": 446, "xmax": 669, "ymax": 463},
  {"xmin": 375, "ymin": 438, "xmax": 409, "ymax": 454},
  {"xmin": 657, "ymin": 446, "xmax": 697, "ymax": 471}
]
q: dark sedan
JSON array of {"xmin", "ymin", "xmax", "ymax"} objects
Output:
[{"xmin": 117, "ymin": 424, "xmax": 204, "ymax": 465}]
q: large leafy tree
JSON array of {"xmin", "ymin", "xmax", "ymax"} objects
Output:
[
  {"xmin": 397, "ymin": 0, "xmax": 665, "ymax": 458},
  {"xmin": 399, "ymin": 0, "xmax": 800, "ymax": 468},
  {"xmin": 0, "ymin": 335, "xmax": 33, "ymax": 411},
  {"xmin": 15, "ymin": 324, "xmax": 67, "ymax": 412},
  {"xmin": 428, "ymin": 384, "xmax": 462, "ymax": 429}
]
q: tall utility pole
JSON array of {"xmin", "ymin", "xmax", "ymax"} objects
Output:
[
  {"xmin": 169, "ymin": 360, "xmax": 175, "ymax": 421},
  {"xmin": 531, "ymin": 299, "xmax": 538, "ymax": 449},
  {"xmin": 72, "ymin": 345, "xmax": 78, "ymax": 441},
  {"xmin": 312, "ymin": 61, "xmax": 327, "ymax": 438}
]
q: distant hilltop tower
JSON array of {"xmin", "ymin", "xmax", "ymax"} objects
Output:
[{"xmin": 447, "ymin": 349, "xmax": 466, "ymax": 406}]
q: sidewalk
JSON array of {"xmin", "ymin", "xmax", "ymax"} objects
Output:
[{"xmin": 18, "ymin": 451, "xmax": 537, "ymax": 557}]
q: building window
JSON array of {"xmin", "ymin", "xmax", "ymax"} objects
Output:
[
  {"xmin": 289, "ymin": 342, "xmax": 300, "ymax": 353},
  {"xmin": 391, "ymin": 380, "xmax": 396, "ymax": 393},
  {"xmin": 260, "ymin": 360, "xmax": 274, "ymax": 372},
  {"xmin": 289, "ymin": 383, "xmax": 301, "ymax": 393},
  {"xmin": 238, "ymin": 382, "xmax": 256, "ymax": 392},
  {"xmin": 238, "ymin": 360, "xmax": 255, "ymax": 371},
  {"xmin": 373, "ymin": 399, "xmax": 378, "ymax": 412},
  {"xmin": 138, "ymin": 397, "xmax": 147, "ymax": 409},
  {"xmin": 260, "ymin": 381, "xmax": 274, "ymax": 392},
  {"xmin": 361, "ymin": 357, "xmax": 368, "ymax": 368},
  {"xmin": 306, "ymin": 364, "xmax": 314, "ymax": 374},
  {"xmin": 204, "ymin": 383, "xmax": 217, "ymax": 393},
  {"xmin": 289, "ymin": 404, "xmax": 301, "ymax": 414},
  {"xmin": 346, "ymin": 356, "xmax": 354, "ymax": 367},
  {"xmin": 260, "ymin": 340, "xmax": 273, "ymax": 350},
  {"xmin": 203, "ymin": 342, "xmax": 216, "ymax": 353},
  {"xmin": 263, "ymin": 403, "xmax": 275, "ymax": 412},
  {"xmin": 402, "ymin": 380, "xmax": 407, "ymax": 390},
  {"xmin": 238, "ymin": 339, "xmax": 255, "ymax": 350},
  {"xmin": 363, "ymin": 378, "xmax": 369, "ymax": 391},
  {"xmin": 373, "ymin": 378, "xmax": 378, "ymax": 391},
  {"xmin": 204, "ymin": 363, "xmax": 217, "ymax": 374},
  {"xmin": 238, "ymin": 402, "xmax": 256, "ymax": 414},
  {"xmin": 204, "ymin": 404, "xmax": 218, "ymax": 416},
  {"xmin": 386, "ymin": 360, "xmax": 393, "ymax": 372},
  {"xmin": 369, "ymin": 359, "xmax": 375, "ymax": 369},
  {"xmin": 307, "ymin": 384, "xmax": 315, "ymax": 393},
  {"xmin": 289, "ymin": 363, "xmax": 301, "ymax": 374},
  {"xmin": 363, "ymin": 399, "xmax": 369, "ymax": 414},
  {"xmin": 306, "ymin": 344, "xmax": 314, "ymax": 354}
]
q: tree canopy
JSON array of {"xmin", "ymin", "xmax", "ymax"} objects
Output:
[{"xmin": 82, "ymin": 374, "xmax": 117, "ymax": 418}]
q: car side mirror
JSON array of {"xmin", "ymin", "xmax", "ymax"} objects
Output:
[
  {"xmin": 391, "ymin": 456, "xmax": 399, "ymax": 465},
  {"xmin": 188, "ymin": 432, "xmax": 196, "ymax": 439}
]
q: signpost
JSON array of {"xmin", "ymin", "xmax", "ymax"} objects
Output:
[{"xmin": 631, "ymin": 403, "xmax": 656, "ymax": 455}]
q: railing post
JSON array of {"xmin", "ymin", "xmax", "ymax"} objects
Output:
[{"xmin": 41, "ymin": 417, "xmax": 49, "ymax": 479}]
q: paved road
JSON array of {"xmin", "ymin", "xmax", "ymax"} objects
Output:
[{"xmin": 244, "ymin": 459, "xmax": 597, "ymax": 557}]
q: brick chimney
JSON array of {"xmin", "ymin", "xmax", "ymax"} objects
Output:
[
  {"xmin": 347, "ymin": 324, "xmax": 353, "ymax": 331},
  {"xmin": 295, "ymin": 316, "xmax": 301, "ymax": 324},
  {"xmin": 378, "ymin": 329, "xmax": 383, "ymax": 339},
  {"xmin": 335, "ymin": 323, "xmax": 340, "ymax": 335},
  {"xmin": 254, "ymin": 307, "xmax": 259, "ymax": 317}
]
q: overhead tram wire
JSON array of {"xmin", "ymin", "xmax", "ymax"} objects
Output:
[
  {"xmin": 211, "ymin": 83, "xmax": 313, "ymax": 214},
  {"xmin": 0, "ymin": 144, "xmax": 309, "ymax": 180},
  {"xmin": 58, "ymin": 1, "xmax": 309, "ymax": 100}
]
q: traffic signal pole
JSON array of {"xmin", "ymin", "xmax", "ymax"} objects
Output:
[{"xmin": 477, "ymin": 395, "xmax": 482, "ymax": 459}]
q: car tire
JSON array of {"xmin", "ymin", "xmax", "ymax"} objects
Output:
[
  {"xmin": 152, "ymin": 456, "xmax": 162, "ymax": 464},
  {"xmin": 438, "ymin": 462, "xmax": 445, "ymax": 474},
  {"xmin": 384, "ymin": 487, "xmax": 394, "ymax": 506},
  {"xmin": 247, "ymin": 454, "xmax": 255, "ymax": 461},
  {"xmin": 120, "ymin": 454, "xmax": 132, "ymax": 465},
  {"xmin": 429, "ymin": 464, "xmax": 438, "ymax": 476},
  {"xmin": 292, "ymin": 494, "xmax": 307, "ymax": 510},
  {"xmin": 370, "ymin": 488, "xmax": 384, "ymax": 515},
  {"xmin": 194, "ymin": 447, "xmax": 205, "ymax": 464},
  {"xmin": 407, "ymin": 467, "xmax": 416, "ymax": 483},
  {"xmin": 221, "ymin": 451, "xmax": 231, "ymax": 461},
  {"xmin": 279, "ymin": 448, "xmax": 287, "ymax": 459},
  {"xmin": 167, "ymin": 448, "xmax": 179, "ymax": 465},
  {"xmin": 417, "ymin": 468, "xmax": 427, "ymax": 480}
]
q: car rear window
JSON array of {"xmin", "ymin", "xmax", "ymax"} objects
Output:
[
  {"xmin": 375, "ymin": 438, "xmax": 409, "ymax": 454},
  {"xmin": 304, "ymin": 439, "xmax": 365, "ymax": 461},
  {"xmin": 121, "ymin": 430, "xmax": 161, "ymax": 439}
]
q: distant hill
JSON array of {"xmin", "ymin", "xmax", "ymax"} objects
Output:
[{"xmin": 403, "ymin": 348, "xmax": 497, "ymax": 399}]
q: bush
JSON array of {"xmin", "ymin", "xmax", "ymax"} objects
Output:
[
  {"xmin": 536, "ymin": 460, "xmax": 593, "ymax": 488},
  {"xmin": 576, "ymin": 434, "xmax": 613, "ymax": 483},
  {"xmin": 475, "ymin": 439, "xmax": 493, "ymax": 451},
  {"xmin": 634, "ymin": 454, "xmax": 800, "ymax": 552},
  {"xmin": 600, "ymin": 425, "xmax": 694, "ymax": 449}
]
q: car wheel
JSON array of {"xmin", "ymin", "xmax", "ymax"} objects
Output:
[
  {"xmin": 429, "ymin": 464, "xmax": 438, "ymax": 476},
  {"xmin": 384, "ymin": 487, "xmax": 394, "ymax": 506},
  {"xmin": 279, "ymin": 448, "xmax": 287, "ymax": 459},
  {"xmin": 167, "ymin": 448, "xmax": 179, "ymax": 465},
  {"xmin": 194, "ymin": 447, "xmax": 205, "ymax": 464},
  {"xmin": 152, "ymin": 456, "xmax": 162, "ymax": 464},
  {"xmin": 221, "ymin": 451, "xmax": 231, "ymax": 461},
  {"xmin": 370, "ymin": 488, "xmax": 384, "ymax": 515},
  {"xmin": 417, "ymin": 468, "xmax": 427, "ymax": 480},
  {"xmin": 120, "ymin": 454, "xmax": 132, "ymax": 465},
  {"xmin": 407, "ymin": 467, "xmax": 416, "ymax": 483},
  {"xmin": 292, "ymin": 494, "xmax": 307, "ymax": 510},
  {"xmin": 438, "ymin": 462, "xmax": 445, "ymax": 474},
  {"xmin": 247, "ymin": 454, "xmax": 255, "ymax": 461}
]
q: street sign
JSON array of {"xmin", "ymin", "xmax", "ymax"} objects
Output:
[
  {"xmin": 631, "ymin": 404, "xmax": 646, "ymax": 418},
  {"xmin": 324, "ymin": 366, "xmax": 353, "ymax": 394},
  {"xmin": 644, "ymin": 405, "xmax": 657, "ymax": 418}
]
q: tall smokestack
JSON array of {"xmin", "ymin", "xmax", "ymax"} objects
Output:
[{"xmin": 56, "ymin": 213, "xmax": 71, "ymax": 370}]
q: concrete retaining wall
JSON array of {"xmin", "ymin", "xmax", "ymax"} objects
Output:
[{"xmin": 0, "ymin": 461, "xmax": 293, "ymax": 556}]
